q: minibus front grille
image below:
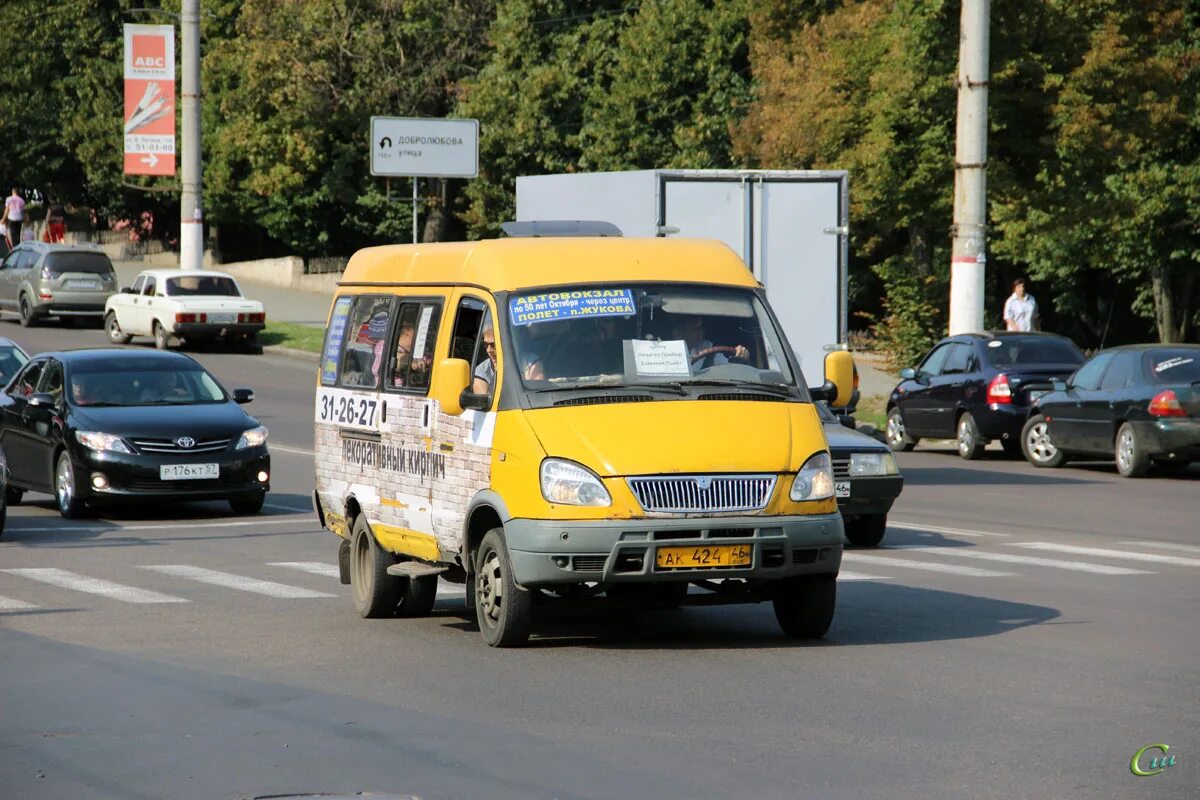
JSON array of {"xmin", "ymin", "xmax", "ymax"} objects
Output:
[
  {"xmin": 553, "ymin": 394, "xmax": 653, "ymax": 407},
  {"xmin": 627, "ymin": 475, "xmax": 776, "ymax": 513}
]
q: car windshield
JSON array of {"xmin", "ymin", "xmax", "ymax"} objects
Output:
[
  {"xmin": 983, "ymin": 336, "xmax": 1084, "ymax": 367},
  {"xmin": 44, "ymin": 252, "xmax": 115, "ymax": 276},
  {"xmin": 68, "ymin": 359, "xmax": 227, "ymax": 407},
  {"xmin": 0, "ymin": 345, "xmax": 28, "ymax": 385},
  {"xmin": 505, "ymin": 284, "xmax": 796, "ymax": 392},
  {"xmin": 166, "ymin": 275, "xmax": 241, "ymax": 296},
  {"xmin": 1145, "ymin": 349, "xmax": 1200, "ymax": 384}
]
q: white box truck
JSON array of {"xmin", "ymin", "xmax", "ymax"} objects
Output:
[{"xmin": 515, "ymin": 169, "xmax": 849, "ymax": 387}]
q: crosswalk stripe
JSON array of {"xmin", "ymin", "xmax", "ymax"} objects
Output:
[
  {"xmin": 888, "ymin": 520, "xmax": 1010, "ymax": 538},
  {"xmin": 888, "ymin": 546, "xmax": 1153, "ymax": 575},
  {"xmin": 841, "ymin": 553, "xmax": 1012, "ymax": 577},
  {"xmin": 268, "ymin": 561, "xmax": 341, "ymax": 578},
  {"xmin": 0, "ymin": 594, "xmax": 37, "ymax": 610},
  {"xmin": 140, "ymin": 566, "xmax": 337, "ymax": 598},
  {"xmin": 1010, "ymin": 543, "xmax": 1200, "ymax": 567},
  {"xmin": 1, "ymin": 568, "xmax": 188, "ymax": 604},
  {"xmin": 1120, "ymin": 540, "xmax": 1200, "ymax": 555},
  {"xmin": 837, "ymin": 570, "xmax": 892, "ymax": 581}
]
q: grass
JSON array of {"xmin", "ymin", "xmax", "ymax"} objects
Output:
[
  {"xmin": 854, "ymin": 393, "xmax": 888, "ymax": 430},
  {"xmin": 259, "ymin": 320, "xmax": 325, "ymax": 353}
]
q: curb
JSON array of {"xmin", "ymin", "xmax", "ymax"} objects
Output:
[{"xmin": 263, "ymin": 345, "xmax": 319, "ymax": 363}]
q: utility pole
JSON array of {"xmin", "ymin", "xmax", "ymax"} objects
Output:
[
  {"xmin": 949, "ymin": 0, "xmax": 989, "ymax": 335},
  {"xmin": 179, "ymin": 0, "xmax": 203, "ymax": 270}
]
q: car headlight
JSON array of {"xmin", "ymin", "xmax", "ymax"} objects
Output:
[
  {"xmin": 849, "ymin": 451, "xmax": 898, "ymax": 477},
  {"xmin": 540, "ymin": 458, "xmax": 611, "ymax": 507},
  {"xmin": 76, "ymin": 431, "xmax": 133, "ymax": 454},
  {"xmin": 236, "ymin": 425, "xmax": 269, "ymax": 450},
  {"xmin": 790, "ymin": 452, "xmax": 834, "ymax": 502}
]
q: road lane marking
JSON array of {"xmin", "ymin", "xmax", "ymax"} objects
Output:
[
  {"xmin": 269, "ymin": 561, "xmax": 340, "ymax": 578},
  {"xmin": 888, "ymin": 546, "xmax": 1153, "ymax": 575},
  {"xmin": 837, "ymin": 571, "xmax": 892, "ymax": 581},
  {"xmin": 841, "ymin": 553, "xmax": 1012, "ymax": 577},
  {"xmin": 1, "ymin": 569, "xmax": 188, "ymax": 604},
  {"xmin": 263, "ymin": 503, "xmax": 314, "ymax": 514},
  {"xmin": 3, "ymin": 518, "xmax": 314, "ymax": 534},
  {"xmin": 1010, "ymin": 543, "xmax": 1200, "ymax": 567},
  {"xmin": 889, "ymin": 520, "xmax": 1011, "ymax": 538},
  {"xmin": 1121, "ymin": 540, "xmax": 1200, "ymax": 555},
  {"xmin": 0, "ymin": 595, "xmax": 37, "ymax": 610},
  {"xmin": 271, "ymin": 444, "xmax": 315, "ymax": 456},
  {"xmin": 140, "ymin": 565, "xmax": 337, "ymax": 598}
]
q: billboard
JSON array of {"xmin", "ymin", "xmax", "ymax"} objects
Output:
[{"xmin": 123, "ymin": 24, "xmax": 176, "ymax": 176}]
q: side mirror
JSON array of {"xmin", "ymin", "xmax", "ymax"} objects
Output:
[
  {"xmin": 899, "ymin": 367, "xmax": 917, "ymax": 380},
  {"xmin": 28, "ymin": 392, "xmax": 56, "ymax": 410},
  {"xmin": 430, "ymin": 358, "xmax": 472, "ymax": 416},
  {"xmin": 1052, "ymin": 379, "xmax": 1067, "ymax": 392},
  {"xmin": 120, "ymin": 286, "xmax": 134, "ymax": 294},
  {"xmin": 819, "ymin": 350, "xmax": 854, "ymax": 409},
  {"xmin": 232, "ymin": 388, "xmax": 254, "ymax": 404}
]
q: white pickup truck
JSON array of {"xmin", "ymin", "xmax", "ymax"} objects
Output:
[{"xmin": 104, "ymin": 269, "xmax": 266, "ymax": 351}]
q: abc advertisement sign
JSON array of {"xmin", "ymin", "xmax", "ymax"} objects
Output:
[{"xmin": 123, "ymin": 24, "xmax": 176, "ymax": 176}]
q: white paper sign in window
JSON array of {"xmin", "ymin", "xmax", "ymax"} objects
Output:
[{"xmin": 632, "ymin": 339, "xmax": 691, "ymax": 377}]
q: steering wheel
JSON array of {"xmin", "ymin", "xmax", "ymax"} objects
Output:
[{"xmin": 691, "ymin": 345, "xmax": 738, "ymax": 361}]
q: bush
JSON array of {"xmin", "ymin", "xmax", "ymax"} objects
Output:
[{"xmin": 869, "ymin": 258, "xmax": 945, "ymax": 371}]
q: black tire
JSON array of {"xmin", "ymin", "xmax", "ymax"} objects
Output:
[
  {"xmin": 1021, "ymin": 414, "xmax": 1065, "ymax": 468},
  {"xmin": 153, "ymin": 321, "xmax": 171, "ymax": 350},
  {"xmin": 18, "ymin": 296, "xmax": 37, "ymax": 328},
  {"xmin": 105, "ymin": 312, "xmax": 132, "ymax": 344},
  {"xmin": 349, "ymin": 515, "xmax": 401, "ymax": 618},
  {"xmin": 844, "ymin": 514, "xmax": 887, "ymax": 547},
  {"xmin": 397, "ymin": 573, "xmax": 439, "ymax": 618},
  {"xmin": 54, "ymin": 451, "xmax": 87, "ymax": 519},
  {"xmin": 772, "ymin": 575, "xmax": 836, "ymax": 639},
  {"xmin": 956, "ymin": 412, "xmax": 985, "ymax": 460},
  {"xmin": 885, "ymin": 407, "xmax": 918, "ymax": 452},
  {"xmin": 229, "ymin": 493, "xmax": 265, "ymax": 515},
  {"xmin": 1115, "ymin": 422, "xmax": 1151, "ymax": 478},
  {"xmin": 474, "ymin": 528, "xmax": 533, "ymax": 647},
  {"xmin": 5, "ymin": 486, "xmax": 23, "ymax": 506}
]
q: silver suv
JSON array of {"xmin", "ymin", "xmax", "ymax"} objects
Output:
[{"xmin": 0, "ymin": 243, "xmax": 117, "ymax": 327}]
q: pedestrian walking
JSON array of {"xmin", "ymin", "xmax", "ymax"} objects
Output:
[
  {"xmin": 1, "ymin": 187, "xmax": 26, "ymax": 248},
  {"xmin": 43, "ymin": 200, "xmax": 67, "ymax": 243},
  {"xmin": 1003, "ymin": 278, "xmax": 1039, "ymax": 332}
]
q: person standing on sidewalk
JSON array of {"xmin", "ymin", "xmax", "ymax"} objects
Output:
[
  {"xmin": 1003, "ymin": 278, "xmax": 1040, "ymax": 332},
  {"xmin": 1, "ymin": 187, "xmax": 26, "ymax": 247},
  {"xmin": 44, "ymin": 200, "xmax": 67, "ymax": 243}
]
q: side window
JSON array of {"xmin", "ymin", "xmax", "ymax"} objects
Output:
[
  {"xmin": 919, "ymin": 344, "xmax": 952, "ymax": 377},
  {"xmin": 386, "ymin": 301, "xmax": 442, "ymax": 393},
  {"xmin": 38, "ymin": 360, "xmax": 64, "ymax": 405},
  {"xmin": 449, "ymin": 297, "xmax": 492, "ymax": 398},
  {"xmin": 941, "ymin": 343, "xmax": 970, "ymax": 375},
  {"xmin": 340, "ymin": 296, "xmax": 392, "ymax": 389},
  {"xmin": 0, "ymin": 250, "xmax": 19, "ymax": 270},
  {"xmin": 131, "ymin": 275, "xmax": 146, "ymax": 294},
  {"xmin": 1071, "ymin": 352, "xmax": 1115, "ymax": 391},
  {"xmin": 1099, "ymin": 351, "xmax": 1136, "ymax": 391},
  {"xmin": 13, "ymin": 361, "xmax": 44, "ymax": 398},
  {"xmin": 15, "ymin": 250, "xmax": 36, "ymax": 271},
  {"xmin": 319, "ymin": 295, "xmax": 353, "ymax": 387},
  {"xmin": 142, "ymin": 277, "xmax": 156, "ymax": 297}
]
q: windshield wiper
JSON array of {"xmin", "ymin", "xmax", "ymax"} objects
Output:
[
  {"xmin": 79, "ymin": 401, "xmax": 126, "ymax": 407},
  {"xmin": 678, "ymin": 379, "xmax": 793, "ymax": 395}
]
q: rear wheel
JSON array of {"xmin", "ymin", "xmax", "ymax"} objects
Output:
[
  {"xmin": 54, "ymin": 452, "xmax": 87, "ymax": 519},
  {"xmin": 397, "ymin": 573, "xmax": 438, "ymax": 618},
  {"xmin": 885, "ymin": 408, "xmax": 918, "ymax": 452},
  {"xmin": 474, "ymin": 528, "xmax": 533, "ymax": 647},
  {"xmin": 153, "ymin": 321, "xmax": 171, "ymax": 350},
  {"xmin": 956, "ymin": 413, "xmax": 985, "ymax": 460},
  {"xmin": 773, "ymin": 575, "xmax": 836, "ymax": 639},
  {"xmin": 1115, "ymin": 423, "xmax": 1151, "ymax": 478},
  {"xmin": 1022, "ymin": 414, "xmax": 1065, "ymax": 467},
  {"xmin": 105, "ymin": 312, "xmax": 132, "ymax": 344},
  {"xmin": 844, "ymin": 514, "xmax": 887, "ymax": 547},
  {"xmin": 349, "ymin": 515, "xmax": 401, "ymax": 618}
]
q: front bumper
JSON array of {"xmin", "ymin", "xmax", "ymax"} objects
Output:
[
  {"xmin": 503, "ymin": 512, "xmax": 844, "ymax": 587},
  {"xmin": 172, "ymin": 322, "xmax": 265, "ymax": 338},
  {"xmin": 78, "ymin": 446, "xmax": 270, "ymax": 501},
  {"xmin": 836, "ymin": 474, "xmax": 904, "ymax": 517},
  {"xmin": 1129, "ymin": 419, "xmax": 1200, "ymax": 459}
]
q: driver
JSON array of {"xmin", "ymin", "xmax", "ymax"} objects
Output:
[
  {"xmin": 71, "ymin": 374, "xmax": 97, "ymax": 405},
  {"xmin": 670, "ymin": 315, "xmax": 749, "ymax": 369}
]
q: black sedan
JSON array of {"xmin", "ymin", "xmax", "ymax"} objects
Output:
[
  {"xmin": 818, "ymin": 401, "xmax": 904, "ymax": 547},
  {"xmin": 1022, "ymin": 344, "xmax": 1200, "ymax": 477},
  {"xmin": 887, "ymin": 332, "xmax": 1085, "ymax": 459},
  {"xmin": 0, "ymin": 348, "xmax": 270, "ymax": 517}
]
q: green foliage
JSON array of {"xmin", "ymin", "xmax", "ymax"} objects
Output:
[{"xmin": 867, "ymin": 255, "xmax": 946, "ymax": 371}]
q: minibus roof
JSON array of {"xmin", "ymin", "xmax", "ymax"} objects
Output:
[{"xmin": 338, "ymin": 237, "xmax": 759, "ymax": 292}]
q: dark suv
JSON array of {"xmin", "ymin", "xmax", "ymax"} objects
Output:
[{"xmin": 886, "ymin": 332, "xmax": 1086, "ymax": 459}]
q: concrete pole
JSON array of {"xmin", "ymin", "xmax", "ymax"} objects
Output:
[
  {"xmin": 949, "ymin": 0, "xmax": 989, "ymax": 334},
  {"xmin": 179, "ymin": 0, "xmax": 203, "ymax": 270}
]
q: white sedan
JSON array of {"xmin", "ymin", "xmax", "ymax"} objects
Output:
[{"xmin": 104, "ymin": 269, "xmax": 266, "ymax": 350}]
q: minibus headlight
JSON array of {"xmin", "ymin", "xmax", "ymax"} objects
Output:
[
  {"xmin": 790, "ymin": 452, "xmax": 834, "ymax": 501},
  {"xmin": 540, "ymin": 458, "xmax": 612, "ymax": 507},
  {"xmin": 849, "ymin": 452, "xmax": 898, "ymax": 476}
]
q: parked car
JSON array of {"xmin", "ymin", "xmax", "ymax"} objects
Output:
[
  {"xmin": 1022, "ymin": 344, "xmax": 1200, "ymax": 477},
  {"xmin": 887, "ymin": 332, "xmax": 1086, "ymax": 460},
  {"xmin": 104, "ymin": 269, "xmax": 266, "ymax": 351},
  {"xmin": 817, "ymin": 401, "xmax": 903, "ymax": 547},
  {"xmin": 0, "ymin": 348, "xmax": 270, "ymax": 518},
  {"xmin": 0, "ymin": 243, "xmax": 118, "ymax": 327},
  {"xmin": 0, "ymin": 336, "xmax": 30, "ymax": 388}
]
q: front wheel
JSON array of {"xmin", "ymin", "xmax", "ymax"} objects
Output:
[
  {"xmin": 55, "ymin": 452, "xmax": 87, "ymax": 519},
  {"xmin": 956, "ymin": 412, "xmax": 985, "ymax": 460},
  {"xmin": 474, "ymin": 528, "xmax": 533, "ymax": 647},
  {"xmin": 106, "ymin": 312, "xmax": 133, "ymax": 344},
  {"xmin": 844, "ymin": 514, "xmax": 887, "ymax": 547},
  {"xmin": 349, "ymin": 515, "xmax": 401, "ymax": 618},
  {"xmin": 1022, "ymin": 414, "xmax": 1065, "ymax": 468},
  {"xmin": 1115, "ymin": 423, "xmax": 1151, "ymax": 478},
  {"xmin": 886, "ymin": 408, "xmax": 918, "ymax": 452},
  {"xmin": 18, "ymin": 296, "xmax": 37, "ymax": 328},
  {"xmin": 773, "ymin": 575, "xmax": 836, "ymax": 639},
  {"xmin": 153, "ymin": 321, "xmax": 171, "ymax": 350}
]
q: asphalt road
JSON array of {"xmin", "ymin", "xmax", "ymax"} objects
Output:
[{"xmin": 2, "ymin": 317, "xmax": 1197, "ymax": 800}]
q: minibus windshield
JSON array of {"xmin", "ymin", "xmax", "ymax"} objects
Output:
[{"xmin": 506, "ymin": 285, "xmax": 797, "ymax": 393}]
